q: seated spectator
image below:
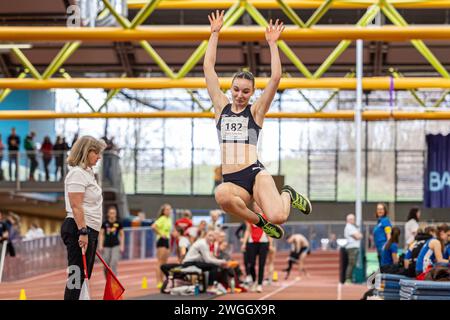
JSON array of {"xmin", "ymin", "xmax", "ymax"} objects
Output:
[
  {"xmin": 0, "ymin": 133, "xmax": 4, "ymax": 181},
  {"xmin": 212, "ymin": 230, "xmax": 226, "ymax": 257},
  {"xmin": 403, "ymin": 226, "xmax": 434, "ymax": 276},
  {"xmin": 172, "ymin": 226, "xmax": 191, "ymax": 263},
  {"xmin": 0, "ymin": 211, "xmax": 9, "ymax": 245},
  {"xmin": 182, "ymin": 231, "xmax": 228, "ymax": 290},
  {"xmin": 24, "ymin": 223, "xmax": 45, "ymax": 240},
  {"xmin": 187, "ymin": 220, "xmax": 207, "ymax": 243},
  {"xmin": 416, "ymin": 224, "xmax": 449, "ymax": 277},
  {"xmin": 380, "ymin": 226, "xmax": 401, "ymax": 273}
]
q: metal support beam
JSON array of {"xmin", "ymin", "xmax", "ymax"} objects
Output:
[
  {"xmin": 355, "ymin": 39, "xmax": 363, "ymax": 229},
  {"xmin": 0, "ymin": 54, "xmax": 12, "ymax": 78},
  {"xmin": 312, "ymin": 4, "xmax": 379, "ymax": 78},
  {"xmin": 381, "ymin": 1, "xmax": 450, "ymax": 78},
  {"xmin": 2, "ymin": 77, "xmax": 450, "ymax": 90},
  {"xmin": 3, "ymin": 26, "xmax": 450, "ymax": 41},
  {"xmin": 4, "ymin": 110, "xmax": 450, "ymax": 120},
  {"xmin": 127, "ymin": 0, "xmax": 450, "ymax": 10}
]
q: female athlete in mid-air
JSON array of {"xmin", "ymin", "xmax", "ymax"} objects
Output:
[{"xmin": 204, "ymin": 10, "xmax": 312, "ymax": 239}]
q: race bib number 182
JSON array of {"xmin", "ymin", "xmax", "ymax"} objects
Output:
[{"xmin": 221, "ymin": 116, "xmax": 249, "ymax": 141}]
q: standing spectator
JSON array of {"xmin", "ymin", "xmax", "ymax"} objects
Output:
[
  {"xmin": 61, "ymin": 135, "xmax": 106, "ymax": 300},
  {"xmin": 344, "ymin": 213, "xmax": 362, "ymax": 284},
  {"xmin": 327, "ymin": 233, "xmax": 338, "ymax": 250},
  {"xmin": 405, "ymin": 207, "xmax": 420, "ymax": 249},
  {"xmin": 71, "ymin": 133, "xmax": 79, "ymax": 149},
  {"xmin": 98, "ymin": 206, "xmax": 124, "ymax": 277},
  {"xmin": 212, "ymin": 165, "xmax": 222, "ymax": 193},
  {"xmin": 372, "ymin": 203, "xmax": 392, "ymax": 267},
  {"xmin": 175, "ymin": 210, "xmax": 193, "ymax": 234},
  {"xmin": 102, "ymin": 136, "xmax": 117, "ymax": 183},
  {"xmin": 241, "ymin": 202, "xmax": 271, "ymax": 293},
  {"xmin": 24, "ymin": 223, "xmax": 45, "ymax": 240},
  {"xmin": 151, "ymin": 203, "xmax": 173, "ymax": 290},
  {"xmin": 0, "ymin": 133, "xmax": 4, "ymax": 181},
  {"xmin": 7, "ymin": 127, "xmax": 20, "ymax": 181},
  {"xmin": 53, "ymin": 136, "xmax": 69, "ymax": 181},
  {"xmin": 4, "ymin": 212, "xmax": 20, "ymax": 256},
  {"xmin": 208, "ymin": 209, "xmax": 222, "ymax": 231},
  {"xmin": 24, "ymin": 131, "xmax": 38, "ymax": 181},
  {"xmin": 40, "ymin": 136, "xmax": 53, "ymax": 181}
]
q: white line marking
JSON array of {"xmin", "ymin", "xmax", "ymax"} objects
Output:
[
  {"xmin": 337, "ymin": 282, "xmax": 342, "ymax": 300},
  {"xmin": 258, "ymin": 279, "xmax": 299, "ymax": 300}
]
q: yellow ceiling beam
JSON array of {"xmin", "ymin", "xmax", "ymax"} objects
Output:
[
  {"xmin": 1, "ymin": 77, "xmax": 450, "ymax": 90},
  {"xmin": 2, "ymin": 26, "xmax": 450, "ymax": 41},
  {"xmin": 3, "ymin": 110, "xmax": 450, "ymax": 120},
  {"xmin": 127, "ymin": 0, "xmax": 450, "ymax": 10}
]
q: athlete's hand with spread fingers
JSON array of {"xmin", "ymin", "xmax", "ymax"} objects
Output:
[
  {"xmin": 265, "ymin": 19, "xmax": 285, "ymax": 45},
  {"xmin": 208, "ymin": 10, "xmax": 224, "ymax": 34}
]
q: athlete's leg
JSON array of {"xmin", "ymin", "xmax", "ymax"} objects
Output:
[
  {"xmin": 298, "ymin": 251, "xmax": 308, "ymax": 277},
  {"xmin": 253, "ymin": 170, "xmax": 291, "ymax": 225},
  {"xmin": 215, "ymin": 182, "xmax": 258, "ymax": 224},
  {"xmin": 215, "ymin": 182, "xmax": 284, "ymax": 239}
]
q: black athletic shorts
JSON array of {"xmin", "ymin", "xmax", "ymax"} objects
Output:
[
  {"xmin": 289, "ymin": 246, "xmax": 310, "ymax": 261},
  {"xmin": 222, "ymin": 160, "xmax": 265, "ymax": 195},
  {"xmin": 156, "ymin": 237, "xmax": 170, "ymax": 249}
]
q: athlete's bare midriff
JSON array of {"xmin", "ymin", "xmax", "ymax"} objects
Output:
[{"xmin": 220, "ymin": 142, "xmax": 258, "ymax": 175}]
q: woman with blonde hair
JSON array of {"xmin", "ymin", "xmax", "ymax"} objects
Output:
[
  {"xmin": 151, "ymin": 203, "xmax": 173, "ymax": 289},
  {"xmin": 60, "ymin": 135, "xmax": 106, "ymax": 300}
]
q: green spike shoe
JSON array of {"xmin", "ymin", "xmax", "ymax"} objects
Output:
[{"xmin": 282, "ymin": 185, "xmax": 312, "ymax": 215}]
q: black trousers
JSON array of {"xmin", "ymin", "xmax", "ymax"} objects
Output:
[
  {"xmin": 183, "ymin": 261, "xmax": 224, "ymax": 286},
  {"xmin": 43, "ymin": 158, "xmax": 52, "ymax": 181},
  {"xmin": 60, "ymin": 218, "xmax": 98, "ymax": 300},
  {"xmin": 246, "ymin": 242, "xmax": 269, "ymax": 285},
  {"xmin": 27, "ymin": 154, "xmax": 38, "ymax": 179}
]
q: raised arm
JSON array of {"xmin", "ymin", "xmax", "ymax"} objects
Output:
[
  {"xmin": 204, "ymin": 10, "xmax": 229, "ymax": 118},
  {"xmin": 252, "ymin": 19, "xmax": 284, "ymax": 124}
]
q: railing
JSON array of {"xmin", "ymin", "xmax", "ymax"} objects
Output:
[
  {"xmin": 0, "ymin": 220, "xmax": 403, "ymax": 282},
  {"xmin": 0, "ymin": 150, "xmax": 121, "ymax": 192},
  {"xmin": 119, "ymin": 146, "xmax": 426, "ymax": 202},
  {"xmin": 0, "ymin": 146, "xmax": 427, "ymax": 201}
]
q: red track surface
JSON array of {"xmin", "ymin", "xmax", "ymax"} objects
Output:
[{"xmin": 0, "ymin": 251, "xmax": 367, "ymax": 300}]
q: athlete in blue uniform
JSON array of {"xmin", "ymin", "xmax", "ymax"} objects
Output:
[
  {"xmin": 372, "ymin": 203, "xmax": 392, "ymax": 266},
  {"xmin": 380, "ymin": 227, "xmax": 400, "ymax": 268},
  {"xmin": 204, "ymin": 11, "xmax": 312, "ymax": 239},
  {"xmin": 415, "ymin": 224, "xmax": 449, "ymax": 276},
  {"xmin": 444, "ymin": 243, "xmax": 450, "ymax": 260}
]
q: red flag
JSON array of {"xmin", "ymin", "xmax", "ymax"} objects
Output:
[{"xmin": 96, "ymin": 251, "xmax": 125, "ymax": 300}]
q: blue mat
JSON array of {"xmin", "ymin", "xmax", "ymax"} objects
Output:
[
  {"xmin": 374, "ymin": 290, "xmax": 400, "ymax": 300},
  {"xmin": 401, "ymin": 286, "xmax": 450, "ymax": 296},
  {"xmin": 378, "ymin": 274, "xmax": 410, "ymax": 281},
  {"xmin": 400, "ymin": 279, "xmax": 450, "ymax": 290},
  {"xmin": 400, "ymin": 292, "xmax": 450, "ymax": 300}
]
